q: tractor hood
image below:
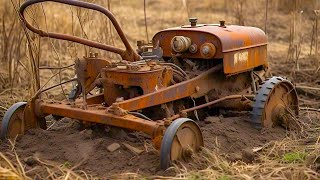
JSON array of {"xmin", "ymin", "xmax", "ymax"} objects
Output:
[{"xmin": 152, "ymin": 23, "xmax": 268, "ymax": 59}]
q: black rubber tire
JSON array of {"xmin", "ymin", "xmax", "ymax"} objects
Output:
[
  {"xmin": 160, "ymin": 118, "xmax": 203, "ymax": 170},
  {"xmin": 0, "ymin": 102, "xmax": 27, "ymax": 139},
  {"xmin": 251, "ymin": 76, "xmax": 298, "ymax": 129}
]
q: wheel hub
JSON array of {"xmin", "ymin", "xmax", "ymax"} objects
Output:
[
  {"xmin": 171, "ymin": 125, "xmax": 200, "ymax": 161},
  {"xmin": 181, "ymin": 147, "xmax": 193, "ymax": 160}
]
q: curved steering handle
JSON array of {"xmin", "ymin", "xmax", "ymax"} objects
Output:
[{"xmin": 19, "ymin": 0, "xmax": 141, "ymax": 61}]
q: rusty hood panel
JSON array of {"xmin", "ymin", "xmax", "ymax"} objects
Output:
[{"xmin": 153, "ymin": 24, "xmax": 267, "ymax": 54}]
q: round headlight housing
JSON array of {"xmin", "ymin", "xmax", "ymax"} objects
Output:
[
  {"xmin": 171, "ymin": 36, "xmax": 191, "ymax": 53},
  {"xmin": 200, "ymin": 43, "xmax": 216, "ymax": 59}
]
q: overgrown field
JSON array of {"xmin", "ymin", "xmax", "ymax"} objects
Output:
[{"xmin": 0, "ymin": 0, "xmax": 319, "ymax": 179}]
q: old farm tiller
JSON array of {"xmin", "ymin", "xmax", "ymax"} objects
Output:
[{"xmin": 1, "ymin": 0, "xmax": 299, "ymax": 170}]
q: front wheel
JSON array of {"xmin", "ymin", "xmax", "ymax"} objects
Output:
[
  {"xmin": 160, "ymin": 118, "xmax": 204, "ymax": 170},
  {"xmin": 0, "ymin": 102, "xmax": 27, "ymax": 139}
]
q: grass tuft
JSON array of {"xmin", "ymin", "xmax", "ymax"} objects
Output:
[{"xmin": 282, "ymin": 152, "xmax": 307, "ymax": 163}]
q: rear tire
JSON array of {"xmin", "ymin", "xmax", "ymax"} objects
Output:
[{"xmin": 251, "ymin": 76, "xmax": 299, "ymax": 129}]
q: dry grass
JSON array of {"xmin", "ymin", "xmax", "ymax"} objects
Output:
[
  {"xmin": 0, "ymin": 152, "xmax": 29, "ymax": 180},
  {"xmin": 1, "ymin": 128, "xmax": 318, "ymax": 179},
  {"xmin": 0, "ymin": 139, "xmax": 95, "ymax": 180},
  {"xmin": 165, "ymin": 113, "xmax": 320, "ymax": 180}
]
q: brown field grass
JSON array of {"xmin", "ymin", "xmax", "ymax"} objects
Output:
[{"xmin": 0, "ymin": 0, "xmax": 319, "ymax": 179}]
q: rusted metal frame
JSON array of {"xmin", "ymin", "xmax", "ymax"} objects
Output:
[
  {"xmin": 163, "ymin": 95, "xmax": 254, "ymax": 121},
  {"xmin": 39, "ymin": 102, "xmax": 163, "ymax": 138},
  {"xmin": 208, "ymin": 98, "xmax": 253, "ymax": 111},
  {"xmin": 78, "ymin": 57, "xmax": 111, "ymax": 93},
  {"xmin": 19, "ymin": 0, "xmax": 140, "ymax": 61},
  {"xmin": 181, "ymin": 95, "xmax": 254, "ymax": 113},
  {"xmin": 115, "ymin": 64, "xmax": 223, "ymax": 111},
  {"xmin": 74, "ymin": 93, "xmax": 105, "ymax": 105}
]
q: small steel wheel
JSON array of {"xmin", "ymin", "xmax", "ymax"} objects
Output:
[
  {"xmin": 0, "ymin": 102, "xmax": 27, "ymax": 139},
  {"xmin": 160, "ymin": 118, "xmax": 204, "ymax": 170},
  {"xmin": 251, "ymin": 76, "xmax": 299, "ymax": 129}
]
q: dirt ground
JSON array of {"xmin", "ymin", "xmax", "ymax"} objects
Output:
[{"xmin": 0, "ymin": 114, "xmax": 288, "ymax": 178}]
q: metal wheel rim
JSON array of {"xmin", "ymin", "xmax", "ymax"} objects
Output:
[
  {"xmin": 263, "ymin": 82, "xmax": 298, "ymax": 127},
  {"xmin": 160, "ymin": 118, "xmax": 204, "ymax": 170},
  {"xmin": 0, "ymin": 102, "xmax": 27, "ymax": 139}
]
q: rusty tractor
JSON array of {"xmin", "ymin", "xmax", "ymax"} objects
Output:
[{"xmin": 0, "ymin": 0, "xmax": 299, "ymax": 170}]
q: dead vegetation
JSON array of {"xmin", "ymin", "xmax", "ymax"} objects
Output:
[
  {"xmin": 0, "ymin": 0, "xmax": 319, "ymax": 179},
  {"xmin": 0, "ymin": 139, "xmax": 93, "ymax": 180}
]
